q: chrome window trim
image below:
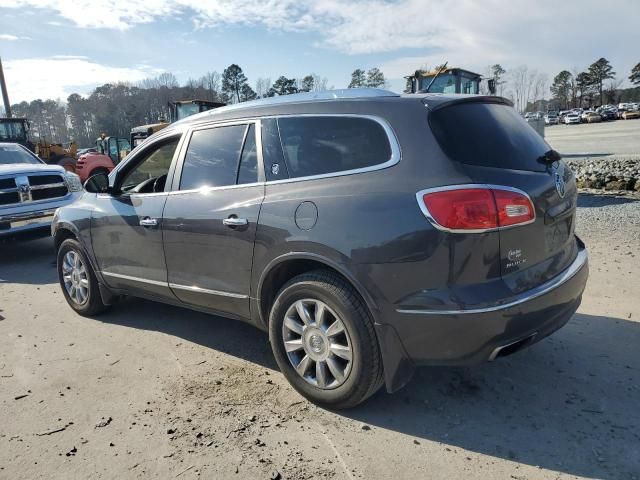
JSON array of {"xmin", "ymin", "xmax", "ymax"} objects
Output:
[
  {"xmin": 416, "ymin": 184, "xmax": 537, "ymax": 234},
  {"xmin": 101, "ymin": 271, "xmax": 168, "ymax": 287},
  {"xmin": 171, "ymin": 119, "xmax": 265, "ymax": 193},
  {"xmin": 168, "ymin": 283, "xmax": 248, "ymax": 299},
  {"xmin": 396, "ymin": 248, "xmax": 587, "ymax": 315},
  {"xmin": 178, "ymin": 113, "xmax": 401, "ymax": 187}
]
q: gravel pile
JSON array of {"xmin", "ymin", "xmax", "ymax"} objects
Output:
[{"xmin": 566, "ymin": 156, "xmax": 640, "ymax": 191}]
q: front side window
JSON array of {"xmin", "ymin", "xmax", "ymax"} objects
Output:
[
  {"xmin": 277, "ymin": 116, "xmax": 392, "ymax": 179},
  {"xmin": 180, "ymin": 125, "xmax": 247, "ymax": 190},
  {"xmin": 119, "ymin": 138, "xmax": 179, "ymax": 193}
]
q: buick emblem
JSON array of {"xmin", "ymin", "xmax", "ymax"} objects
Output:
[
  {"xmin": 552, "ymin": 163, "xmax": 566, "ymax": 198},
  {"xmin": 555, "ymin": 172, "xmax": 566, "ymax": 198}
]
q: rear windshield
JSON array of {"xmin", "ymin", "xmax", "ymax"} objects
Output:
[{"xmin": 429, "ymin": 102, "xmax": 550, "ymax": 172}]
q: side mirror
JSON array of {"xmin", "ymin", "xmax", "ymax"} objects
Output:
[{"xmin": 84, "ymin": 172, "xmax": 110, "ymax": 194}]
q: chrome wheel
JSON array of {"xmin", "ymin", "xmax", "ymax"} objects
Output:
[
  {"xmin": 282, "ymin": 299, "xmax": 353, "ymax": 389},
  {"xmin": 62, "ymin": 250, "xmax": 89, "ymax": 305}
]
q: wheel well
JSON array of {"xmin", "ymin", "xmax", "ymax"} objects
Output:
[
  {"xmin": 54, "ymin": 228, "xmax": 77, "ymax": 250},
  {"xmin": 258, "ymin": 258, "xmax": 369, "ymax": 327}
]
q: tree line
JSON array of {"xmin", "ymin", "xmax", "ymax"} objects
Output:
[
  {"xmin": 5, "ymin": 64, "xmax": 389, "ymax": 146},
  {"xmin": 405, "ymin": 58, "xmax": 640, "ymax": 113}
]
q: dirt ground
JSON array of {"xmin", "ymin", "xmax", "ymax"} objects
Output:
[{"xmin": 1, "ymin": 193, "xmax": 639, "ymax": 480}]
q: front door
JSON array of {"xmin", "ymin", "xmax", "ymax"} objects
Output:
[
  {"xmin": 91, "ymin": 135, "xmax": 181, "ymax": 300},
  {"xmin": 163, "ymin": 122, "xmax": 264, "ymax": 319}
]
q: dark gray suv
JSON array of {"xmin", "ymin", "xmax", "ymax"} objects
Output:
[{"xmin": 52, "ymin": 89, "xmax": 588, "ymax": 408}]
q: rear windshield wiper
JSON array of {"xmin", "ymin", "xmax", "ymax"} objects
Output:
[{"xmin": 537, "ymin": 149, "xmax": 562, "ymax": 166}]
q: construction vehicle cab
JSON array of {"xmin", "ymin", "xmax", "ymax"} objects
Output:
[
  {"xmin": 0, "ymin": 117, "xmax": 31, "ymax": 149},
  {"xmin": 130, "ymin": 100, "xmax": 225, "ymax": 147},
  {"xmin": 96, "ymin": 134, "xmax": 130, "ymax": 165},
  {"xmin": 407, "ymin": 67, "xmax": 487, "ymax": 94}
]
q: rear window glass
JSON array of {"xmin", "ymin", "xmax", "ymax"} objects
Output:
[
  {"xmin": 429, "ymin": 102, "xmax": 550, "ymax": 172},
  {"xmin": 277, "ymin": 116, "xmax": 392, "ymax": 178}
]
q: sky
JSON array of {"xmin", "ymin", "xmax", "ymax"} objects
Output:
[{"xmin": 0, "ymin": 0, "xmax": 638, "ymax": 104}]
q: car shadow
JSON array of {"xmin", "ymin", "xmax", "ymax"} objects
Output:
[
  {"xmin": 578, "ymin": 192, "xmax": 639, "ymax": 208},
  {"xmin": 0, "ymin": 237, "xmax": 57, "ymax": 285},
  {"xmin": 94, "ymin": 299, "xmax": 639, "ymax": 479}
]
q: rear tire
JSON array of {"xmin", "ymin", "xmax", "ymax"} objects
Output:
[
  {"xmin": 268, "ymin": 270, "xmax": 384, "ymax": 409},
  {"xmin": 57, "ymin": 238, "xmax": 110, "ymax": 316}
]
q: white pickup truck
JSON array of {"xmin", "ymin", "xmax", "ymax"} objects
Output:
[{"xmin": 0, "ymin": 143, "xmax": 83, "ymax": 240}]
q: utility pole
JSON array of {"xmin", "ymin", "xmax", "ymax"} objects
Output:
[{"xmin": 0, "ymin": 57, "xmax": 12, "ymax": 118}]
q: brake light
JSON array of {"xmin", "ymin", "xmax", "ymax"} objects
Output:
[{"xmin": 419, "ymin": 186, "xmax": 534, "ymax": 231}]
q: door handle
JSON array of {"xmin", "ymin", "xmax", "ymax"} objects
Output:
[
  {"xmin": 223, "ymin": 216, "xmax": 248, "ymax": 227},
  {"xmin": 139, "ymin": 217, "xmax": 158, "ymax": 227}
]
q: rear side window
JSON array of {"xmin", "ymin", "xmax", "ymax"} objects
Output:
[
  {"xmin": 237, "ymin": 124, "xmax": 258, "ymax": 184},
  {"xmin": 429, "ymin": 102, "xmax": 550, "ymax": 173},
  {"xmin": 277, "ymin": 116, "xmax": 392, "ymax": 178},
  {"xmin": 180, "ymin": 125, "xmax": 247, "ymax": 189}
]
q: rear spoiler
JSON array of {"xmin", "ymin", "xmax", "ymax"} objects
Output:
[{"xmin": 423, "ymin": 95, "xmax": 514, "ymax": 112}]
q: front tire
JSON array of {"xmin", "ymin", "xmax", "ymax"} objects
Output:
[
  {"xmin": 57, "ymin": 238, "xmax": 110, "ymax": 316},
  {"xmin": 268, "ymin": 270, "xmax": 383, "ymax": 409}
]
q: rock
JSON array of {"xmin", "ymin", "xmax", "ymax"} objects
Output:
[
  {"xmin": 360, "ymin": 423, "xmax": 371, "ymax": 431},
  {"xmin": 95, "ymin": 417, "xmax": 112, "ymax": 428},
  {"xmin": 270, "ymin": 470, "xmax": 282, "ymax": 480},
  {"xmin": 167, "ymin": 428, "xmax": 175, "ymax": 435}
]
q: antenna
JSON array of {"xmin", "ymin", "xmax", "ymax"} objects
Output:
[
  {"xmin": 424, "ymin": 62, "xmax": 448, "ymax": 93},
  {"xmin": 0, "ymin": 57, "xmax": 12, "ymax": 118}
]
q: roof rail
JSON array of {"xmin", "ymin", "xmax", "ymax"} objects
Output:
[{"xmin": 173, "ymin": 88, "xmax": 399, "ymax": 125}]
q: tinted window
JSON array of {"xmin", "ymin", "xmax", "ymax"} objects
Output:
[
  {"xmin": 261, "ymin": 118, "xmax": 288, "ymax": 181},
  {"xmin": 237, "ymin": 124, "xmax": 258, "ymax": 184},
  {"xmin": 181, "ymin": 125, "xmax": 246, "ymax": 190},
  {"xmin": 429, "ymin": 102, "xmax": 550, "ymax": 173},
  {"xmin": 277, "ymin": 116, "xmax": 392, "ymax": 179}
]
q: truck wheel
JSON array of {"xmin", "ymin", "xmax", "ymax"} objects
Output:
[
  {"xmin": 57, "ymin": 238, "xmax": 110, "ymax": 316},
  {"xmin": 268, "ymin": 270, "xmax": 384, "ymax": 409},
  {"xmin": 57, "ymin": 157, "xmax": 77, "ymax": 173}
]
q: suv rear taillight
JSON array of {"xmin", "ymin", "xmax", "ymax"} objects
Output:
[{"xmin": 417, "ymin": 185, "xmax": 535, "ymax": 232}]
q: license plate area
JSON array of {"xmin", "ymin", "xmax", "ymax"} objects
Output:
[{"xmin": 545, "ymin": 214, "xmax": 575, "ymax": 254}]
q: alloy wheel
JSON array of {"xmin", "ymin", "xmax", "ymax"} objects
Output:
[
  {"xmin": 282, "ymin": 299, "xmax": 353, "ymax": 389},
  {"xmin": 62, "ymin": 250, "xmax": 89, "ymax": 305}
]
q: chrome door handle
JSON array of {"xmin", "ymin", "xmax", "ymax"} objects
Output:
[
  {"xmin": 139, "ymin": 217, "xmax": 158, "ymax": 227},
  {"xmin": 223, "ymin": 217, "xmax": 248, "ymax": 227}
]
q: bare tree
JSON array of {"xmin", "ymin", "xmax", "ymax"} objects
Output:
[{"xmin": 255, "ymin": 77, "xmax": 271, "ymax": 98}]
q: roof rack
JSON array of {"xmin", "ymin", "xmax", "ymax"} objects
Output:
[{"xmin": 174, "ymin": 88, "xmax": 399, "ymax": 125}]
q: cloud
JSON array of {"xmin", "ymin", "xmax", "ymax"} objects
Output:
[
  {"xmin": 3, "ymin": 57, "xmax": 163, "ymax": 103},
  {"xmin": 1, "ymin": 0, "xmax": 638, "ymax": 89},
  {"xmin": 0, "ymin": 34, "xmax": 31, "ymax": 41}
]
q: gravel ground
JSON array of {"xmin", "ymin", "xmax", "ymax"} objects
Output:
[{"xmin": 1, "ymin": 192, "xmax": 639, "ymax": 480}]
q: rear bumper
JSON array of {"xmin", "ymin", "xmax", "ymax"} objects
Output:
[{"xmin": 375, "ymin": 245, "xmax": 588, "ymax": 392}]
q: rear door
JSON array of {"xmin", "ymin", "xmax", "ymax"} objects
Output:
[
  {"xmin": 162, "ymin": 121, "xmax": 264, "ymax": 319},
  {"xmin": 429, "ymin": 99, "xmax": 578, "ymax": 290}
]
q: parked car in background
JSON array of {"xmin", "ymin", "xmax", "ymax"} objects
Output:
[
  {"xmin": 600, "ymin": 109, "xmax": 618, "ymax": 121},
  {"xmin": 564, "ymin": 113, "xmax": 581, "ymax": 124},
  {"xmin": 0, "ymin": 143, "xmax": 83, "ymax": 240},
  {"xmin": 584, "ymin": 112, "xmax": 602, "ymax": 123},
  {"xmin": 621, "ymin": 110, "xmax": 640, "ymax": 120},
  {"xmin": 544, "ymin": 113, "xmax": 559, "ymax": 125},
  {"xmin": 52, "ymin": 89, "xmax": 588, "ymax": 408}
]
